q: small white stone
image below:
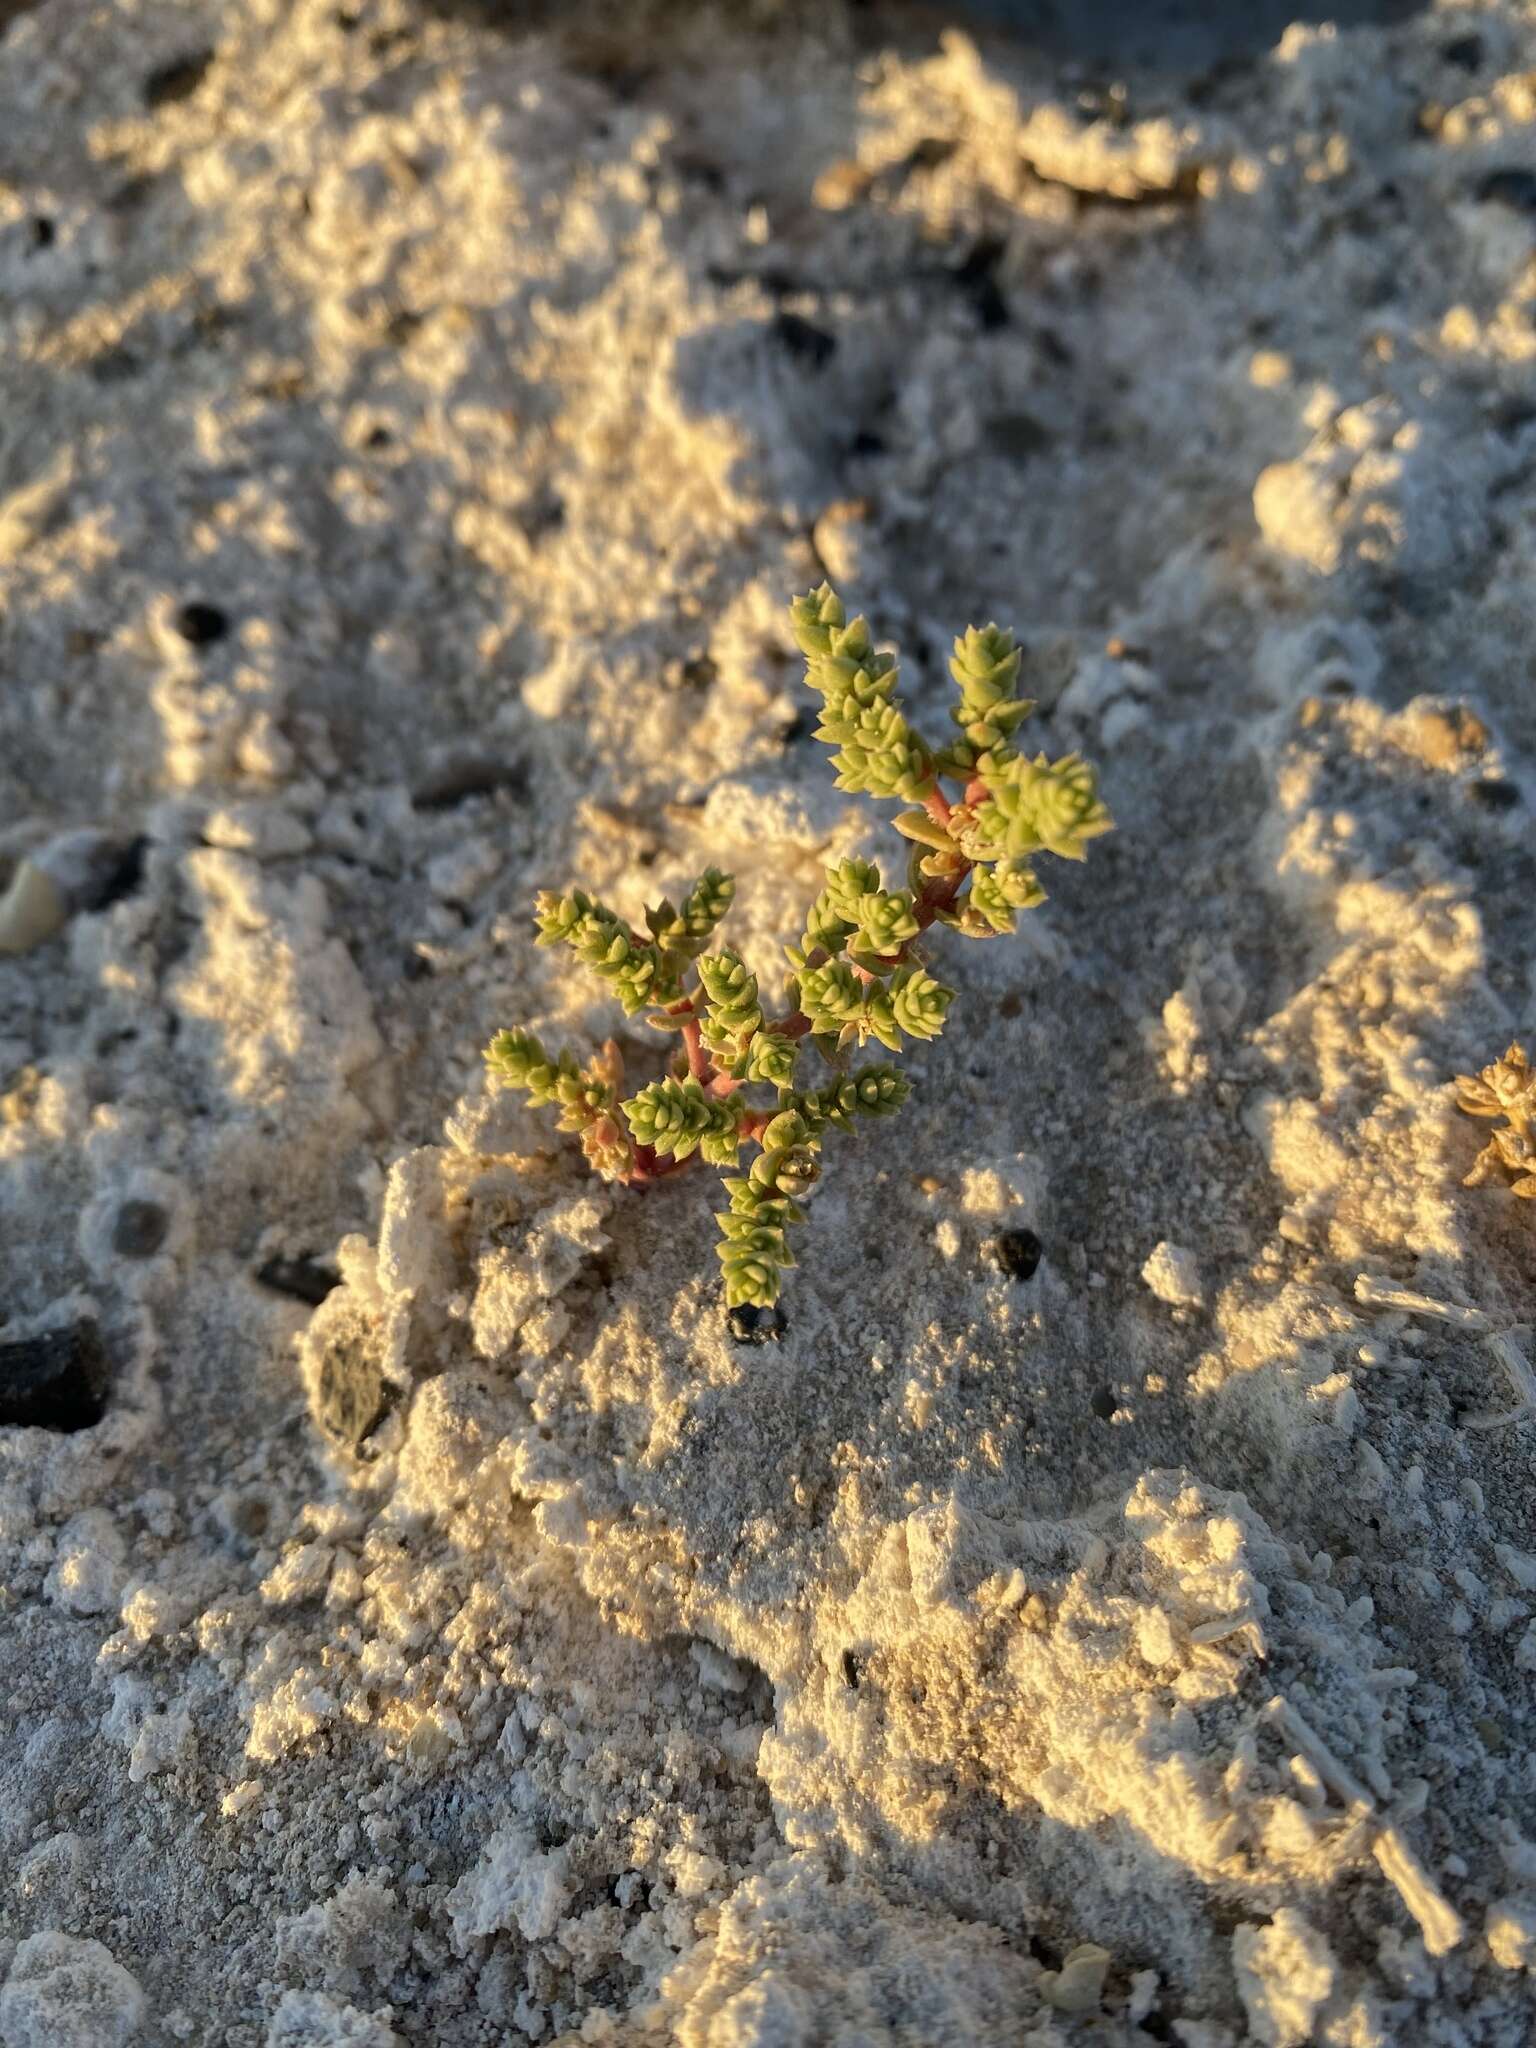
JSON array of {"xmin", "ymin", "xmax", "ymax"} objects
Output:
[{"xmin": 1141, "ymin": 1240, "xmax": 1204, "ymax": 1308}]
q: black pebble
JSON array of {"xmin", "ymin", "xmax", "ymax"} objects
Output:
[
  {"xmin": 410, "ymin": 754, "xmax": 526, "ymax": 811},
  {"xmin": 143, "ymin": 50, "xmax": 214, "ymax": 109},
  {"xmin": 29, "ymin": 217, "xmax": 54, "ymax": 251},
  {"xmin": 1090, "ymin": 1384, "xmax": 1118, "ymax": 1420},
  {"xmin": 0, "ymin": 1322, "xmax": 110, "ymax": 1432},
  {"xmin": 849, "ymin": 428, "xmax": 887, "ymax": 457},
  {"xmin": 1471, "ymin": 778, "xmax": 1521, "ymax": 810},
  {"xmin": 76, "ymin": 836, "xmax": 148, "ymax": 913},
  {"xmin": 771, "ymin": 312, "xmax": 836, "ymax": 369},
  {"xmin": 176, "ymin": 601, "xmax": 230, "ymax": 647},
  {"xmin": 112, "ymin": 1200, "xmax": 169, "ymax": 1258},
  {"xmin": 1475, "ymin": 169, "xmax": 1536, "ymax": 214},
  {"xmin": 953, "ymin": 238, "xmax": 1010, "ymax": 330},
  {"xmin": 1442, "ymin": 35, "xmax": 1484, "ymax": 71},
  {"xmin": 991, "ymin": 1228, "xmax": 1043, "ymax": 1282},
  {"xmin": 728, "ymin": 1303, "xmax": 783, "ymax": 1345},
  {"xmin": 256, "ymin": 1254, "xmax": 341, "ymax": 1308}
]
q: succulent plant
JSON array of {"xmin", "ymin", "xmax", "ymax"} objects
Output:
[{"xmin": 485, "ymin": 583, "xmax": 1112, "ymax": 1312}]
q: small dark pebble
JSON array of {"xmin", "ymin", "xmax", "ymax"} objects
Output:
[
  {"xmin": 849, "ymin": 428, "xmax": 887, "ymax": 457},
  {"xmin": 778, "ymin": 708, "xmax": 813, "ymax": 747},
  {"xmin": 29, "ymin": 216, "xmax": 54, "ymax": 251},
  {"xmin": 953, "ymin": 238, "xmax": 1010, "ymax": 330},
  {"xmin": 410, "ymin": 754, "xmax": 526, "ymax": 811},
  {"xmin": 256, "ymin": 1254, "xmax": 341, "ymax": 1308},
  {"xmin": 1442, "ymin": 34, "xmax": 1484, "ymax": 71},
  {"xmin": 991, "ymin": 1228, "xmax": 1043, "ymax": 1282},
  {"xmin": 1471, "ymin": 778, "xmax": 1521, "ymax": 810},
  {"xmin": 0, "ymin": 1322, "xmax": 110, "ymax": 1433},
  {"xmin": 1090, "ymin": 1384, "xmax": 1118, "ymax": 1420},
  {"xmin": 112, "ymin": 1200, "xmax": 169, "ymax": 1259},
  {"xmin": 1475, "ymin": 169, "xmax": 1536, "ymax": 214},
  {"xmin": 987, "ymin": 408, "xmax": 1053, "ymax": 461},
  {"xmin": 108, "ymin": 176, "xmax": 158, "ymax": 214},
  {"xmin": 402, "ymin": 949, "xmax": 433, "ymax": 981},
  {"xmin": 176, "ymin": 601, "xmax": 230, "ymax": 647},
  {"xmin": 905, "ymin": 135, "xmax": 958, "ymax": 173},
  {"xmin": 728, "ymin": 1303, "xmax": 783, "ymax": 1345},
  {"xmin": 75, "ymin": 835, "xmax": 148, "ymax": 914},
  {"xmin": 88, "ymin": 347, "xmax": 141, "ymax": 386},
  {"xmin": 841, "ymin": 1649, "xmax": 863, "ymax": 1689},
  {"xmin": 365, "ymin": 423, "xmax": 393, "ymax": 449},
  {"xmin": 143, "ymin": 49, "xmax": 213, "ymax": 109},
  {"xmin": 770, "ymin": 312, "xmax": 836, "ymax": 369}
]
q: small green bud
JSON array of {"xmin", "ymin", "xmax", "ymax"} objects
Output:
[
  {"xmin": 622, "ymin": 1077, "xmax": 744, "ymax": 1162},
  {"xmin": 820, "ymin": 699, "xmax": 935, "ymax": 803},
  {"xmin": 821, "ymin": 857, "xmax": 882, "ymax": 923},
  {"xmin": 797, "ymin": 961, "xmax": 866, "ymax": 1037},
  {"xmin": 888, "ymin": 965, "xmax": 953, "ymax": 1043},
  {"xmin": 534, "ymin": 888, "xmax": 595, "ymax": 947},
  {"xmin": 788, "ymin": 582, "xmax": 846, "ymax": 660},
  {"xmin": 715, "ymin": 1173, "xmax": 803, "ymax": 1307},
  {"xmin": 745, "ymin": 1028, "xmax": 799, "ymax": 1088},
  {"xmin": 848, "ymin": 887, "xmax": 920, "ymax": 961},
  {"xmin": 966, "ymin": 860, "xmax": 1045, "ymax": 935},
  {"xmin": 697, "ymin": 948, "xmax": 763, "ymax": 1065},
  {"xmin": 485, "ymin": 1027, "xmax": 576, "ymax": 1103},
  {"xmin": 758, "ymin": 1108, "xmax": 811, "ymax": 1158},
  {"xmin": 803, "ymin": 1065, "xmax": 911, "ymax": 1132},
  {"xmin": 949, "ymin": 623, "xmax": 1034, "ymax": 754},
  {"xmin": 650, "ymin": 868, "xmax": 736, "ymax": 960},
  {"xmin": 976, "ymin": 752, "xmax": 1112, "ymax": 863}
]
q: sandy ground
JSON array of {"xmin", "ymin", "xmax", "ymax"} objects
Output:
[{"xmin": 4, "ymin": 0, "xmax": 1536, "ymax": 2042}]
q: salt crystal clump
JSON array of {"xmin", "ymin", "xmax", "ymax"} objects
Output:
[
  {"xmin": 445, "ymin": 1826, "xmax": 572, "ymax": 1950},
  {"xmin": 1232, "ymin": 1909, "xmax": 1336, "ymax": 2048},
  {"xmin": 264, "ymin": 1989, "xmax": 403, "ymax": 2047},
  {"xmin": 469, "ymin": 1189, "xmax": 610, "ymax": 1361},
  {"xmin": 127, "ymin": 1704, "xmax": 194, "ymax": 1784},
  {"xmin": 0, "ymin": 1932, "xmax": 146, "ymax": 2048},
  {"xmin": 43, "ymin": 1509, "xmax": 125, "ymax": 1615},
  {"xmin": 276, "ymin": 1879, "xmax": 410, "ymax": 1999},
  {"xmin": 1141, "ymin": 1241, "xmax": 1204, "ymax": 1308}
]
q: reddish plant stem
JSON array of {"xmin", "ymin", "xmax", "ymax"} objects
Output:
[
  {"xmin": 923, "ymin": 786, "xmax": 954, "ymax": 828},
  {"xmin": 678, "ymin": 1015, "xmax": 710, "ymax": 1084},
  {"xmin": 627, "ymin": 1143, "xmax": 692, "ymax": 1187}
]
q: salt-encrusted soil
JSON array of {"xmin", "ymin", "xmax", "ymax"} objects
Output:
[{"xmin": 4, "ymin": 2, "xmax": 1536, "ymax": 2042}]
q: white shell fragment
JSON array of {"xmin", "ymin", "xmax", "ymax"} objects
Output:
[{"xmin": 0, "ymin": 859, "xmax": 68, "ymax": 956}]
